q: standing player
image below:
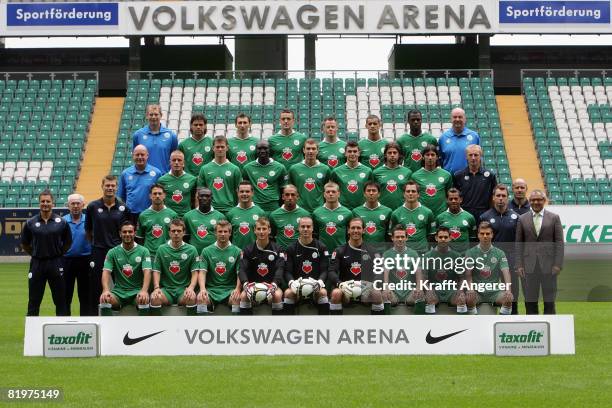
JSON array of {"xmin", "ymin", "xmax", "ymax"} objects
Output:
[
  {"xmin": 373, "ymin": 141, "xmax": 412, "ymax": 210},
  {"xmin": 238, "ymin": 218, "xmax": 285, "ymax": 315},
  {"xmin": 197, "ymin": 220, "xmax": 242, "ymax": 315},
  {"xmin": 435, "ymin": 188, "xmax": 476, "ymax": 253},
  {"xmin": 283, "ymin": 217, "xmax": 330, "ymax": 315},
  {"xmin": 358, "ymin": 115, "xmax": 388, "ymax": 171},
  {"xmin": 132, "ymin": 104, "xmax": 178, "ymax": 174},
  {"xmin": 228, "ymin": 113, "xmax": 258, "ymax": 172},
  {"xmin": 150, "ymin": 219, "xmax": 201, "ymax": 315},
  {"xmin": 464, "ymin": 221, "xmax": 513, "ymax": 315},
  {"xmin": 352, "ymin": 181, "xmax": 392, "ymax": 244},
  {"xmin": 226, "ymin": 181, "xmax": 266, "ymax": 249},
  {"xmin": 183, "ymin": 188, "xmax": 226, "ymax": 254},
  {"xmin": 269, "ymin": 185, "xmax": 310, "ymax": 250},
  {"xmin": 288, "ymin": 138, "xmax": 331, "ymax": 212},
  {"xmin": 318, "ymin": 116, "xmax": 347, "ymax": 170},
  {"xmin": 312, "ymin": 182, "xmax": 353, "ymax": 253},
  {"xmin": 390, "ymin": 181, "xmax": 436, "ymax": 254},
  {"xmin": 397, "ymin": 110, "xmax": 437, "ymax": 173},
  {"xmin": 99, "ymin": 221, "xmax": 151, "ymax": 316},
  {"xmin": 330, "ymin": 141, "xmax": 372, "ymax": 210},
  {"xmin": 178, "ymin": 113, "xmax": 213, "ymax": 177},
  {"xmin": 411, "ymin": 144, "xmax": 453, "ymax": 217},
  {"xmin": 198, "ymin": 135, "xmax": 242, "ymax": 215},
  {"xmin": 328, "ymin": 218, "xmax": 384, "ymax": 315},
  {"xmin": 269, "ymin": 109, "xmax": 308, "ymax": 170},
  {"xmin": 423, "ymin": 226, "xmax": 467, "ymax": 314},
  {"xmin": 157, "ymin": 150, "xmax": 196, "ymax": 217},
  {"xmin": 242, "ymin": 140, "xmax": 288, "ymax": 213},
  {"xmin": 136, "ymin": 184, "xmax": 178, "ymax": 257}
]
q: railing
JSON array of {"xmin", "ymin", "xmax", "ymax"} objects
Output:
[
  {"xmin": 520, "ymin": 68, "xmax": 612, "ymax": 93},
  {"xmin": 0, "ymin": 71, "xmax": 99, "ymax": 95}
]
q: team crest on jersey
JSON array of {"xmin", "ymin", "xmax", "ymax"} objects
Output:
[
  {"xmin": 239, "ymin": 222, "xmax": 250, "ymax": 235},
  {"xmin": 304, "ymin": 178, "xmax": 316, "ymax": 192},
  {"xmin": 213, "ymin": 177, "xmax": 224, "ymax": 190},
  {"xmin": 395, "ymin": 269, "xmax": 407, "ymax": 279},
  {"xmin": 192, "ymin": 152, "xmax": 204, "ymax": 166},
  {"xmin": 347, "ymin": 180, "xmax": 358, "ymax": 193},
  {"xmin": 479, "ymin": 267, "xmax": 492, "ymax": 279},
  {"xmin": 257, "ymin": 263, "xmax": 269, "ymax": 277},
  {"xmin": 450, "ymin": 227, "xmax": 461, "ymax": 240},
  {"xmin": 172, "ymin": 190, "xmax": 183, "ymax": 203},
  {"xmin": 326, "ymin": 222, "xmax": 337, "ymax": 236},
  {"xmin": 411, "ymin": 149, "xmax": 422, "ymax": 162},
  {"xmin": 257, "ymin": 177, "xmax": 268, "ymax": 190},
  {"xmin": 151, "ymin": 225, "xmax": 163, "ymax": 238},
  {"xmin": 350, "ymin": 262, "xmax": 362, "ymax": 276},
  {"xmin": 436, "ymin": 270, "xmax": 448, "ymax": 281},
  {"xmin": 282, "ymin": 147, "xmax": 293, "ymax": 161},
  {"xmin": 169, "ymin": 261, "xmax": 180, "ymax": 275},
  {"xmin": 365, "ymin": 221, "xmax": 377, "ymax": 235},
  {"xmin": 236, "ymin": 151, "xmax": 248, "ymax": 164},
  {"xmin": 406, "ymin": 223, "xmax": 417, "ymax": 236},
  {"xmin": 121, "ymin": 264, "xmax": 133, "ymax": 278},
  {"xmin": 215, "ymin": 262, "xmax": 227, "ymax": 276},
  {"xmin": 369, "ymin": 154, "xmax": 380, "ymax": 167},
  {"xmin": 197, "ymin": 225, "xmax": 208, "ymax": 238},
  {"xmin": 302, "ymin": 260, "xmax": 313, "ymax": 274},
  {"xmin": 386, "ymin": 179, "xmax": 398, "ymax": 193},
  {"xmin": 425, "ymin": 184, "xmax": 437, "ymax": 197},
  {"xmin": 327, "ymin": 155, "xmax": 339, "ymax": 168},
  {"xmin": 284, "ymin": 225, "xmax": 295, "ymax": 238}
]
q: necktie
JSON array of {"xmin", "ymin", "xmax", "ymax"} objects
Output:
[{"xmin": 534, "ymin": 213, "xmax": 542, "ymax": 236}]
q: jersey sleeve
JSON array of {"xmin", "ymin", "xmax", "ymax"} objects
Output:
[
  {"xmin": 171, "ymin": 133, "xmax": 178, "ymax": 152},
  {"xmin": 136, "ymin": 213, "xmax": 145, "ymax": 239},
  {"xmin": 283, "ymin": 244, "xmax": 296, "ymax": 282},
  {"xmin": 132, "ymin": 132, "xmax": 139, "ymax": 150},
  {"xmin": 200, "ymin": 249, "xmax": 210, "ymax": 273},
  {"xmin": 273, "ymin": 247, "xmax": 286, "ymax": 286},
  {"xmin": 117, "ymin": 173, "xmax": 126, "ymax": 202},
  {"xmin": 427, "ymin": 210, "xmax": 436, "ymax": 235},
  {"xmin": 318, "ymin": 241, "xmax": 330, "ymax": 283},
  {"xmin": 103, "ymin": 249, "xmax": 114, "ymax": 272},
  {"xmin": 280, "ymin": 165, "xmax": 289, "ymax": 188},
  {"xmin": 61, "ymin": 222, "xmax": 73, "ymax": 252},
  {"xmin": 84, "ymin": 204, "xmax": 93, "ymax": 234},
  {"xmin": 327, "ymin": 246, "xmax": 343, "ymax": 286},
  {"xmin": 152, "ymin": 251, "xmax": 162, "ymax": 273},
  {"xmin": 20, "ymin": 221, "xmax": 32, "ymax": 247},
  {"xmin": 142, "ymin": 248, "xmax": 153, "ymax": 270},
  {"xmin": 238, "ymin": 244, "xmax": 252, "ymax": 283},
  {"xmin": 197, "ymin": 166, "xmax": 207, "ymax": 188},
  {"xmin": 189, "ymin": 249, "xmax": 200, "ymax": 273}
]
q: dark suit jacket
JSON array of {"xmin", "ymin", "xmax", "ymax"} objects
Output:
[{"xmin": 515, "ymin": 209, "xmax": 564, "ymax": 274}]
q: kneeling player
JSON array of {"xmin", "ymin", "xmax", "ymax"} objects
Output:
[
  {"xmin": 381, "ymin": 224, "xmax": 425, "ymax": 311},
  {"xmin": 423, "ymin": 226, "xmax": 467, "ymax": 314},
  {"xmin": 283, "ymin": 216, "xmax": 330, "ymax": 314},
  {"xmin": 238, "ymin": 217, "xmax": 284, "ymax": 315},
  {"xmin": 99, "ymin": 221, "xmax": 151, "ymax": 315},
  {"xmin": 328, "ymin": 217, "xmax": 384, "ymax": 315},
  {"xmin": 150, "ymin": 219, "xmax": 201, "ymax": 315},
  {"xmin": 198, "ymin": 220, "xmax": 242, "ymax": 314},
  {"xmin": 464, "ymin": 221, "xmax": 513, "ymax": 315}
]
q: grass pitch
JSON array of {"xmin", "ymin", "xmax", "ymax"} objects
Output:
[{"xmin": 1, "ymin": 262, "xmax": 611, "ymax": 407}]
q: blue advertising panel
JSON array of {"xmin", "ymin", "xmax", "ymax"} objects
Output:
[
  {"xmin": 500, "ymin": 1, "xmax": 610, "ymax": 23},
  {"xmin": 0, "ymin": 208, "xmax": 68, "ymax": 256},
  {"xmin": 6, "ymin": 3, "xmax": 119, "ymax": 26}
]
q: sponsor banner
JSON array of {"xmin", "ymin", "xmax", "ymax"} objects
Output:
[
  {"xmin": 25, "ymin": 315, "xmax": 575, "ymax": 356},
  {"xmin": 0, "ymin": 209, "xmax": 68, "ymax": 256},
  {"xmin": 499, "ymin": 1, "xmax": 610, "ymax": 24},
  {"xmin": 495, "ymin": 321, "xmax": 550, "ymax": 356},
  {"xmin": 6, "ymin": 3, "xmax": 119, "ymax": 26},
  {"xmin": 43, "ymin": 323, "xmax": 99, "ymax": 357},
  {"xmin": 548, "ymin": 205, "xmax": 612, "ymax": 244}
]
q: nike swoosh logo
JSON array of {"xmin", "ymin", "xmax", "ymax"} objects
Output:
[
  {"xmin": 123, "ymin": 330, "xmax": 165, "ymax": 345},
  {"xmin": 425, "ymin": 329, "xmax": 467, "ymax": 344}
]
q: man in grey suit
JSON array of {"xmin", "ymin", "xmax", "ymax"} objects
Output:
[{"xmin": 516, "ymin": 190, "xmax": 564, "ymax": 314}]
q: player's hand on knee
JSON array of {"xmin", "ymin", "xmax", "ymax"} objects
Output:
[
  {"xmin": 504, "ymin": 290, "xmax": 514, "ymax": 303},
  {"xmin": 184, "ymin": 288, "xmax": 196, "ymax": 302},
  {"xmin": 197, "ymin": 289, "xmax": 208, "ymax": 304},
  {"xmin": 100, "ymin": 291, "xmax": 111, "ymax": 304},
  {"xmin": 137, "ymin": 290, "xmax": 149, "ymax": 304},
  {"xmin": 425, "ymin": 291, "xmax": 437, "ymax": 304},
  {"xmin": 413, "ymin": 289, "xmax": 424, "ymax": 301}
]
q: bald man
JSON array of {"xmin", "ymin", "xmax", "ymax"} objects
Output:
[
  {"xmin": 118, "ymin": 144, "xmax": 161, "ymax": 219},
  {"xmin": 439, "ymin": 108, "xmax": 480, "ymax": 174},
  {"xmin": 453, "ymin": 144, "xmax": 497, "ymax": 221},
  {"xmin": 509, "ymin": 178, "xmax": 531, "ymax": 215},
  {"xmin": 132, "ymin": 104, "xmax": 178, "ymax": 174}
]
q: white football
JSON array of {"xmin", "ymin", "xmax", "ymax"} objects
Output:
[
  {"xmin": 249, "ymin": 282, "xmax": 272, "ymax": 304},
  {"xmin": 340, "ymin": 280, "xmax": 362, "ymax": 300},
  {"xmin": 350, "ymin": 281, "xmax": 362, "ymax": 299}
]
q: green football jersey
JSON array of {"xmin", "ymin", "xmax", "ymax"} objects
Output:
[
  {"xmin": 396, "ymin": 132, "xmax": 438, "ymax": 172},
  {"xmin": 423, "ymin": 247, "xmax": 463, "ymax": 290},
  {"xmin": 197, "ymin": 160, "xmax": 242, "ymax": 213},
  {"xmin": 103, "ymin": 243, "xmax": 152, "ymax": 291},
  {"xmin": 411, "ymin": 167, "xmax": 453, "ymax": 217},
  {"xmin": 465, "ymin": 244, "xmax": 509, "ymax": 285},
  {"xmin": 435, "ymin": 209, "xmax": 477, "ymax": 253},
  {"xmin": 226, "ymin": 204, "xmax": 266, "ymax": 249},
  {"xmin": 358, "ymin": 138, "xmax": 388, "ymax": 170},
  {"xmin": 269, "ymin": 206, "xmax": 311, "ymax": 249},
  {"xmin": 390, "ymin": 204, "xmax": 436, "ymax": 253},
  {"xmin": 318, "ymin": 139, "xmax": 347, "ymax": 170},
  {"xmin": 228, "ymin": 135, "xmax": 259, "ymax": 171},
  {"xmin": 330, "ymin": 163, "xmax": 373, "ymax": 210},
  {"xmin": 312, "ymin": 204, "xmax": 353, "ymax": 251},
  {"xmin": 372, "ymin": 165, "xmax": 413, "ymax": 210},
  {"xmin": 382, "ymin": 246, "xmax": 420, "ymax": 299},
  {"xmin": 153, "ymin": 242, "xmax": 199, "ymax": 289},
  {"xmin": 157, "ymin": 171, "xmax": 197, "ymax": 217},
  {"xmin": 178, "ymin": 136, "xmax": 213, "ymax": 177},
  {"xmin": 242, "ymin": 159, "xmax": 288, "ymax": 213},
  {"xmin": 352, "ymin": 203, "xmax": 392, "ymax": 243},
  {"xmin": 288, "ymin": 161, "xmax": 331, "ymax": 213},
  {"xmin": 183, "ymin": 208, "xmax": 227, "ymax": 253},
  {"xmin": 268, "ymin": 131, "xmax": 308, "ymax": 170},
  {"xmin": 136, "ymin": 206, "xmax": 178, "ymax": 256},
  {"xmin": 200, "ymin": 242, "xmax": 242, "ymax": 302}
]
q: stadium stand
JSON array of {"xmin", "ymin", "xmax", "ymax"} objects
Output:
[
  {"xmin": 524, "ymin": 71, "xmax": 612, "ymax": 204},
  {"xmin": 0, "ymin": 73, "xmax": 98, "ymax": 207}
]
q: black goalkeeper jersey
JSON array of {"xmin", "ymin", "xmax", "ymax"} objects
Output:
[
  {"xmin": 328, "ymin": 242, "xmax": 379, "ymax": 286},
  {"xmin": 284, "ymin": 239, "xmax": 330, "ymax": 282},
  {"xmin": 239, "ymin": 241, "xmax": 285, "ymax": 285}
]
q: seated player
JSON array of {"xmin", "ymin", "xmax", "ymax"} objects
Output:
[
  {"xmin": 197, "ymin": 220, "xmax": 242, "ymax": 315},
  {"xmin": 283, "ymin": 216, "xmax": 330, "ymax": 315},
  {"xmin": 150, "ymin": 219, "xmax": 201, "ymax": 315},
  {"xmin": 464, "ymin": 221, "xmax": 513, "ymax": 315},
  {"xmin": 99, "ymin": 221, "xmax": 151, "ymax": 316},
  {"xmin": 423, "ymin": 226, "xmax": 467, "ymax": 314},
  {"xmin": 328, "ymin": 217, "xmax": 384, "ymax": 315},
  {"xmin": 238, "ymin": 217, "xmax": 285, "ymax": 315},
  {"xmin": 381, "ymin": 224, "xmax": 425, "ymax": 311}
]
